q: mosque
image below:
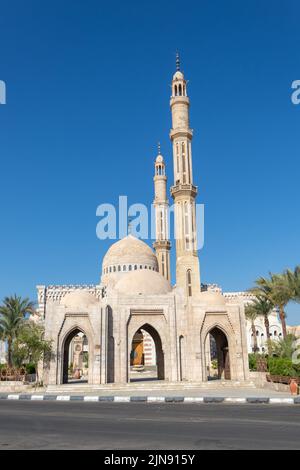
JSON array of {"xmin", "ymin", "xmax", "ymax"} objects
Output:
[{"xmin": 37, "ymin": 56, "xmax": 250, "ymax": 386}]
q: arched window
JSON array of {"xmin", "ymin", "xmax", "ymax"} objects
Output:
[
  {"xmin": 123, "ymin": 265, "xmax": 126, "ymax": 271},
  {"xmin": 182, "ymin": 142, "xmax": 186, "ymax": 183},
  {"xmin": 187, "ymin": 270, "xmax": 192, "ymax": 297},
  {"xmin": 140, "ymin": 265, "xmax": 143, "ymax": 269},
  {"xmin": 134, "ymin": 265, "xmax": 137, "ymax": 270},
  {"xmin": 118, "ymin": 265, "xmax": 121, "ymax": 272},
  {"xmin": 113, "ymin": 266, "xmax": 116, "ymax": 272},
  {"xmin": 129, "ymin": 265, "xmax": 132, "ymax": 271},
  {"xmin": 174, "ymin": 85, "xmax": 178, "ymax": 96},
  {"xmin": 175, "ymin": 142, "xmax": 180, "ymax": 176},
  {"xmin": 109, "ymin": 267, "xmax": 112, "ymax": 273},
  {"xmin": 179, "ymin": 84, "xmax": 182, "ymax": 96},
  {"xmin": 184, "ymin": 202, "xmax": 190, "ymax": 250}
]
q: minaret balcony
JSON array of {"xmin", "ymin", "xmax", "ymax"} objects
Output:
[
  {"xmin": 170, "ymin": 183, "xmax": 198, "ymax": 199},
  {"xmin": 169, "ymin": 128, "xmax": 193, "ymax": 140},
  {"xmin": 153, "ymin": 240, "xmax": 171, "ymax": 250},
  {"xmin": 170, "ymin": 96, "xmax": 190, "ymax": 107}
]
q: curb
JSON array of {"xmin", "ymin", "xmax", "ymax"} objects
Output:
[{"xmin": 0, "ymin": 394, "xmax": 299, "ymax": 404}]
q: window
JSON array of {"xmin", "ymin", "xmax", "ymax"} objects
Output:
[
  {"xmin": 182, "ymin": 142, "xmax": 186, "ymax": 183},
  {"xmin": 187, "ymin": 270, "xmax": 192, "ymax": 297},
  {"xmin": 184, "ymin": 202, "xmax": 190, "ymax": 250},
  {"xmin": 129, "ymin": 265, "xmax": 132, "ymax": 271},
  {"xmin": 176, "ymin": 143, "xmax": 179, "ymax": 176},
  {"xmin": 134, "ymin": 265, "xmax": 137, "ymax": 270},
  {"xmin": 123, "ymin": 265, "xmax": 126, "ymax": 271},
  {"xmin": 118, "ymin": 265, "xmax": 121, "ymax": 272}
]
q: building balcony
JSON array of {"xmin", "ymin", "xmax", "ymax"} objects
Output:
[{"xmin": 170, "ymin": 183, "xmax": 198, "ymax": 198}]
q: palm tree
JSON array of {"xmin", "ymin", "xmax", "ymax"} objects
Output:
[
  {"xmin": 251, "ymin": 273, "xmax": 293, "ymax": 338},
  {"xmin": 268, "ymin": 333, "xmax": 297, "ymax": 359},
  {"xmin": 285, "ymin": 265, "xmax": 300, "ymax": 303},
  {"xmin": 245, "ymin": 304, "xmax": 259, "ymax": 352},
  {"xmin": 249, "ymin": 295, "xmax": 274, "ymax": 354},
  {"xmin": 0, "ymin": 295, "xmax": 35, "ymax": 367}
]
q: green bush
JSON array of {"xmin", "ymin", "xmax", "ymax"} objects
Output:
[
  {"xmin": 248, "ymin": 353, "xmax": 257, "ymax": 371},
  {"xmin": 267, "ymin": 357, "xmax": 300, "ymax": 377},
  {"xmin": 25, "ymin": 363, "xmax": 36, "ymax": 374}
]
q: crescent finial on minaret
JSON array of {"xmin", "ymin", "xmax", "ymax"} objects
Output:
[{"xmin": 176, "ymin": 51, "xmax": 180, "ymax": 71}]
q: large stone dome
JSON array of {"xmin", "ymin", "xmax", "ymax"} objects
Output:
[
  {"xmin": 101, "ymin": 235, "xmax": 158, "ymax": 286},
  {"xmin": 115, "ymin": 269, "xmax": 171, "ymax": 296}
]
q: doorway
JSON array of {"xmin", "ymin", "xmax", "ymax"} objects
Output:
[
  {"xmin": 62, "ymin": 328, "xmax": 89, "ymax": 384},
  {"xmin": 129, "ymin": 324, "xmax": 164, "ymax": 382},
  {"xmin": 206, "ymin": 327, "xmax": 231, "ymax": 380}
]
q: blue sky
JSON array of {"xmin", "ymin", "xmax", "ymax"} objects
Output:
[{"xmin": 0, "ymin": 0, "xmax": 299, "ymax": 323}]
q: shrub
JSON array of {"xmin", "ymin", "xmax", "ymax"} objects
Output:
[
  {"xmin": 248, "ymin": 353, "xmax": 257, "ymax": 371},
  {"xmin": 25, "ymin": 363, "xmax": 36, "ymax": 374},
  {"xmin": 267, "ymin": 357, "xmax": 300, "ymax": 377}
]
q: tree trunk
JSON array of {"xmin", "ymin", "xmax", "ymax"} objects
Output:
[
  {"xmin": 264, "ymin": 315, "xmax": 271, "ymax": 355},
  {"xmin": 279, "ymin": 306, "xmax": 287, "ymax": 338},
  {"xmin": 7, "ymin": 338, "xmax": 12, "ymax": 368},
  {"xmin": 251, "ymin": 321, "xmax": 258, "ymax": 352}
]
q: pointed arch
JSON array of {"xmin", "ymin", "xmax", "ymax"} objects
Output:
[
  {"xmin": 128, "ymin": 322, "xmax": 165, "ymax": 381},
  {"xmin": 61, "ymin": 326, "xmax": 89, "ymax": 384}
]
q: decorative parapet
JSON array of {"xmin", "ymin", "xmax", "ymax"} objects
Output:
[
  {"xmin": 36, "ymin": 284, "xmax": 106, "ymax": 319},
  {"xmin": 224, "ymin": 291, "xmax": 255, "ymax": 301}
]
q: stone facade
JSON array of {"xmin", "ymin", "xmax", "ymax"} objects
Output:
[
  {"xmin": 205, "ymin": 285, "xmax": 284, "ymax": 353},
  {"xmin": 38, "ymin": 58, "xmax": 250, "ymax": 386}
]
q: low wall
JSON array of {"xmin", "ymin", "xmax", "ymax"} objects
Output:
[
  {"xmin": 249, "ymin": 371, "xmax": 290, "ymax": 393},
  {"xmin": 0, "ymin": 381, "xmax": 43, "ymax": 393}
]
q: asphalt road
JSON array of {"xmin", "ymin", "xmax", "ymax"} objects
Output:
[{"xmin": 0, "ymin": 401, "xmax": 299, "ymax": 450}]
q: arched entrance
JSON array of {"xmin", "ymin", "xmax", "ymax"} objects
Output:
[
  {"xmin": 205, "ymin": 327, "xmax": 231, "ymax": 380},
  {"xmin": 62, "ymin": 328, "xmax": 89, "ymax": 384},
  {"xmin": 129, "ymin": 323, "xmax": 165, "ymax": 382}
]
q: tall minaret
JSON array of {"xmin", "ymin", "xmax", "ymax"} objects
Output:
[
  {"xmin": 170, "ymin": 53, "xmax": 201, "ymax": 296},
  {"xmin": 153, "ymin": 143, "xmax": 171, "ymax": 281}
]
